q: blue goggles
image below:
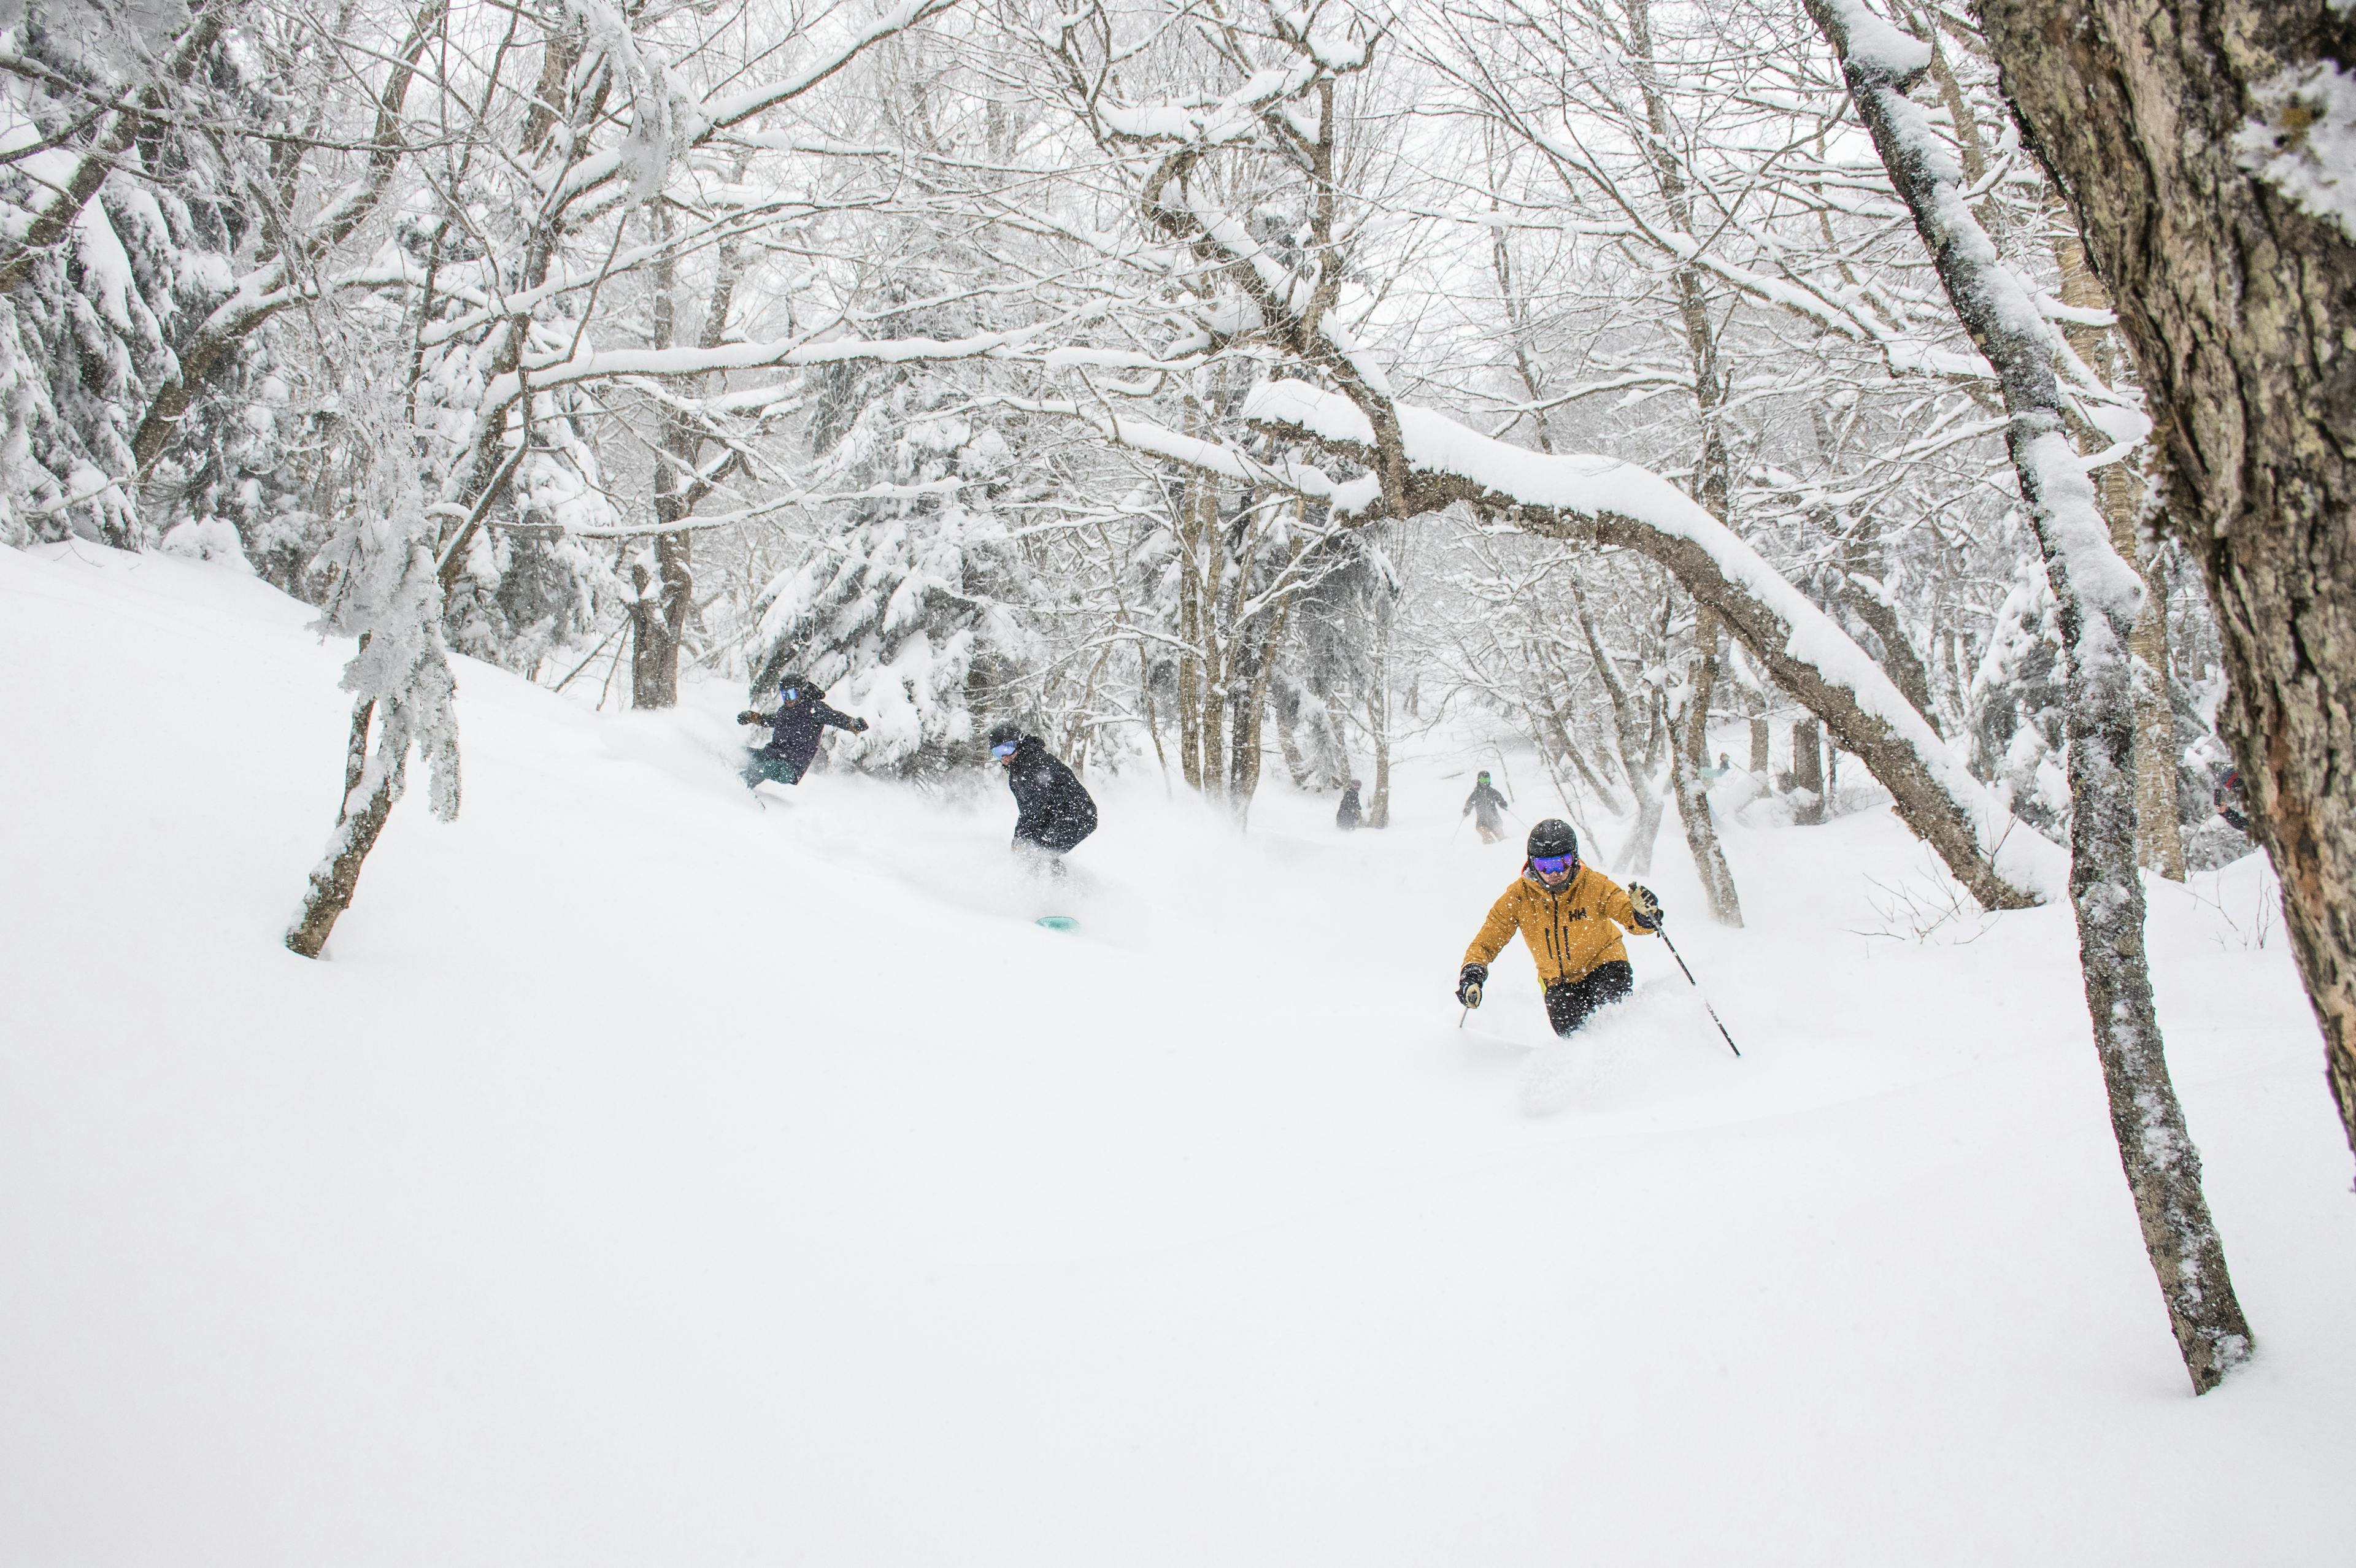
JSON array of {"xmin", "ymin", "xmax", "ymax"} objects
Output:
[
  {"xmin": 780, "ymin": 686, "xmax": 803, "ymax": 702},
  {"xmin": 990, "ymin": 740, "xmax": 1019, "ymax": 760},
  {"xmin": 1530, "ymin": 853, "xmax": 1577, "ymax": 877}
]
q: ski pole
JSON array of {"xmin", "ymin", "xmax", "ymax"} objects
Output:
[
  {"xmin": 1656, "ymin": 924, "xmax": 1741, "ymax": 1058},
  {"xmin": 1458, "ymin": 1004, "xmax": 1469, "ymax": 1029}
]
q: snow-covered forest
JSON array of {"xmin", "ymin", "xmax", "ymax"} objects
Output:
[{"xmin": 7, "ymin": 0, "xmax": 2356, "ymax": 1558}]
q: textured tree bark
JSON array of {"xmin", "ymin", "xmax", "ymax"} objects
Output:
[
  {"xmin": 629, "ymin": 217, "xmax": 744, "ymax": 709},
  {"xmin": 1792, "ymin": 718, "xmax": 1826, "ymax": 824},
  {"xmin": 2051, "ymin": 229, "xmax": 2187, "ymax": 879},
  {"xmin": 1819, "ymin": 0, "xmax": 2252, "ymax": 1391},
  {"xmin": 1676, "ymin": 610, "xmax": 1742, "ymax": 923},
  {"xmin": 286, "ymin": 699, "xmax": 399, "ymax": 959},
  {"xmin": 1199, "ymin": 469, "xmax": 1229, "ymax": 799},
  {"xmin": 1976, "ymin": 0, "xmax": 2356, "ymax": 1169},
  {"xmin": 1176, "ymin": 470, "xmax": 1204, "ymax": 794},
  {"xmin": 628, "ymin": 531, "xmax": 693, "ymax": 709}
]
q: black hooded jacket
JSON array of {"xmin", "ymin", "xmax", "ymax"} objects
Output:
[
  {"xmin": 1464, "ymin": 780, "xmax": 1509, "ymax": 828},
  {"xmin": 1005, "ymin": 735, "xmax": 1098, "ymax": 852},
  {"xmin": 758, "ymin": 697, "xmax": 863, "ymax": 771}
]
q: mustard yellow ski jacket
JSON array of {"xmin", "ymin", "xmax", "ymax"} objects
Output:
[{"xmin": 1464, "ymin": 864, "xmax": 1653, "ymax": 987}]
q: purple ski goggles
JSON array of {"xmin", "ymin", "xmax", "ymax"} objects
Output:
[{"xmin": 1530, "ymin": 853, "xmax": 1578, "ymax": 877}]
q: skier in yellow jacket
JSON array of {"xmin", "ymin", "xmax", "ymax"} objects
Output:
[{"xmin": 1457, "ymin": 818, "xmax": 1663, "ymax": 1036}]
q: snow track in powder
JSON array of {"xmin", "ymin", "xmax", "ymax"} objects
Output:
[{"xmin": 3, "ymin": 543, "xmax": 2353, "ymax": 1567}]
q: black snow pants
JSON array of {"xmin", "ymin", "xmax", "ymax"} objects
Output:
[{"xmin": 1544, "ymin": 960, "xmax": 1633, "ymax": 1037}]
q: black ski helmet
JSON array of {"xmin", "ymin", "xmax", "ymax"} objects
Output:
[
  {"xmin": 1526, "ymin": 818, "xmax": 1578, "ymax": 863},
  {"xmin": 986, "ymin": 721, "xmax": 1023, "ymax": 750},
  {"xmin": 778, "ymin": 673, "xmax": 824, "ymax": 702}
]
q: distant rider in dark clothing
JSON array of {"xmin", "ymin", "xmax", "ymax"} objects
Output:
[
  {"xmin": 1463, "ymin": 771, "xmax": 1511, "ymax": 844},
  {"xmin": 988, "ymin": 722, "xmax": 1098, "ymax": 874},
  {"xmin": 2214, "ymin": 767, "xmax": 2250, "ymax": 834},
  {"xmin": 737, "ymin": 674, "xmax": 868, "ymax": 789},
  {"xmin": 1337, "ymin": 778, "xmax": 1364, "ymax": 831}
]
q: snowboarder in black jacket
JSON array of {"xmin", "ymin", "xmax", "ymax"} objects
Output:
[
  {"xmin": 737, "ymin": 675, "xmax": 868, "ymax": 789},
  {"xmin": 1463, "ymin": 772, "xmax": 1510, "ymax": 842},
  {"xmin": 988, "ymin": 721, "xmax": 1097, "ymax": 871},
  {"xmin": 1336, "ymin": 778, "xmax": 1363, "ymax": 831}
]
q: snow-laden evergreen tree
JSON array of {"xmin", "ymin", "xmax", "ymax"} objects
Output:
[
  {"xmin": 0, "ymin": 0, "xmax": 272, "ymax": 549},
  {"xmin": 747, "ymin": 371, "xmax": 1031, "ymax": 776}
]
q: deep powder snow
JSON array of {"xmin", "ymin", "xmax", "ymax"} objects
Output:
[{"xmin": 2, "ymin": 544, "xmax": 2350, "ymax": 1566}]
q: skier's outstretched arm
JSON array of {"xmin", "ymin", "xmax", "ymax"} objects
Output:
[
  {"xmin": 814, "ymin": 701, "xmax": 868, "ymax": 734},
  {"xmin": 1463, "ymin": 886, "xmax": 1521, "ymax": 970},
  {"xmin": 1458, "ymin": 886, "xmax": 1521, "ymax": 1005}
]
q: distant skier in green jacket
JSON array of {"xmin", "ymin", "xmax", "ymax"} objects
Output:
[{"xmin": 1463, "ymin": 772, "xmax": 1511, "ymax": 843}]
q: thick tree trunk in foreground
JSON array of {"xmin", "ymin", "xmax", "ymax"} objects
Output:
[
  {"xmin": 1977, "ymin": 0, "xmax": 2356, "ymax": 1170},
  {"xmin": 1819, "ymin": 0, "xmax": 2252, "ymax": 1392}
]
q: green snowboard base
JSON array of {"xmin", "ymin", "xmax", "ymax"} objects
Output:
[{"xmin": 1034, "ymin": 915, "xmax": 1080, "ymax": 932}]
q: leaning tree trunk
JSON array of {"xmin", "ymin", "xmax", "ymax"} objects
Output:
[
  {"xmin": 286, "ymin": 699, "xmax": 402, "ymax": 959},
  {"xmin": 1816, "ymin": 0, "xmax": 2252, "ymax": 1393},
  {"xmin": 1975, "ymin": 0, "xmax": 2356, "ymax": 1170}
]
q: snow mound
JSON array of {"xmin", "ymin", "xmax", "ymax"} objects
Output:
[{"xmin": 1518, "ymin": 978, "xmax": 1728, "ymax": 1117}]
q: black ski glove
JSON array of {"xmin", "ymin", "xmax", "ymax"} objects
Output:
[
  {"xmin": 1457, "ymin": 963, "xmax": 1487, "ymax": 1007},
  {"xmin": 737, "ymin": 710, "xmax": 768, "ymax": 726},
  {"xmin": 850, "ymin": 717, "xmax": 870, "ymax": 733},
  {"xmin": 1628, "ymin": 884, "xmax": 1663, "ymax": 931}
]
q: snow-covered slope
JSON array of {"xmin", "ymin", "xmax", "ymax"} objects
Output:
[{"xmin": 3, "ymin": 542, "xmax": 2350, "ymax": 1566}]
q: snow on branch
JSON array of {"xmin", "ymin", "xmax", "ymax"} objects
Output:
[
  {"xmin": 1242, "ymin": 377, "xmax": 2061, "ymax": 906},
  {"xmin": 482, "ymin": 313, "xmax": 1099, "ymax": 412}
]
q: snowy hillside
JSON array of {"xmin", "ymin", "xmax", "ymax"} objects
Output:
[{"xmin": 4, "ymin": 544, "xmax": 2352, "ymax": 1566}]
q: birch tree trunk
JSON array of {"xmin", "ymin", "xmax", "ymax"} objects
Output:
[
  {"xmin": 1571, "ymin": 580, "xmax": 1667, "ymax": 874},
  {"xmin": 1975, "ymin": 0, "xmax": 2356, "ymax": 1163},
  {"xmin": 1815, "ymin": 0, "xmax": 2252, "ymax": 1393},
  {"xmin": 1676, "ymin": 609, "xmax": 1742, "ymax": 923},
  {"xmin": 629, "ymin": 216, "xmax": 742, "ymax": 709}
]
